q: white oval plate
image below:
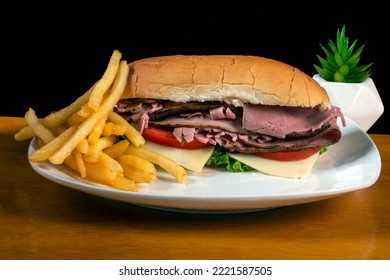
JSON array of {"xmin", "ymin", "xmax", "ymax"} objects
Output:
[{"xmin": 28, "ymin": 117, "xmax": 381, "ymax": 214}]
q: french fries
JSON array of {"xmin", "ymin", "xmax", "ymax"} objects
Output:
[
  {"xmin": 117, "ymin": 154, "xmax": 158, "ymax": 182},
  {"xmin": 29, "ymin": 125, "xmax": 77, "ymax": 162},
  {"xmin": 125, "ymin": 145, "xmax": 186, "ymax": 183},
  {"xmin": 103, "ymin": 139, "xmax": 129, "ymax": 158},
  {"xmin": 14, "ymin": 50, "xmax": 187, "ymax": 192},
  {"xmin": 24, "ymin": 108, "xmax": 56, "ymax": 144},
  {"xmin": 72, "ymin": 149, "xmax": 86, "ymax": 178},
  {"xmin": 14, "ymin": 83, "xmax": 95, "ymax": 141},
  {"xmin": 88, "ymin": 50, "xmax": 122, "ymax": 111},
  {"xmin": 84, "ymin": 135, "xmax": 116, "ymax": 163},
  {"xmin": 102, "ymin": 122, "xmax": 127, "ymax": 136},
  {"xmin": 48, "ymin": 60, "xmax": 129, "ymax": 165}
]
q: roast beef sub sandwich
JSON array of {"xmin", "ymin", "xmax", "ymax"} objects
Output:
[{"xmin": 116, "ymin": 55, "xmax": 346, "ymax": 179}]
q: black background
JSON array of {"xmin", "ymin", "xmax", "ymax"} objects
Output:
[{"xmin": 3, "ymin": 3, "xmax": 388, "ymax": 134}]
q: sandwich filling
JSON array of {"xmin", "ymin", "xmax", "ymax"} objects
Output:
[{"xmin": 116, "ymin": 98, "xmax": 345, "ymax": 154}]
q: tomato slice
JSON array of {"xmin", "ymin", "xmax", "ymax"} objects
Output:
[
  {"xmin": 254, "ymin": 147, "xmax": 323, "ymax": 161},
  {"xmin": 142, "ymin": 126, "xmax": 211, "ymax": 150}
]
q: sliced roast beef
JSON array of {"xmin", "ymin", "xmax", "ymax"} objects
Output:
[
  {"xmin": 116, "ymin": 98, "xmax": 345, "ymax": 153},
  {"xmin": 237, "ymin": 121, "xmax": 342, "ymax": 153},
  {"xmin": 149, "ymin": 116, "xmax": 252, "ymax": 135},
  {"xmin": 169, "ymin": 121, "xmax": 341, "ymax": 154},
  {"xmin": 242, "ymin": 104, "xmax": 344, "ymax": 138},
  {"xmin": 117, "ymin": 99, "xmax": 241, "ymax": 120}
]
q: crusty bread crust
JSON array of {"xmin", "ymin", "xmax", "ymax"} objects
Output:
[{"xmin": 121, "ymin": 55, "xmax": 331, "ymax": 108}]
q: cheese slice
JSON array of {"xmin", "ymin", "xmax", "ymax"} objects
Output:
[
  {"xmin": 228, "ymin": 152, "xmax": 320, "ymax": 179},
  {"xmin": 143, "ymin": 141, "xmax": 215, "ymax": 173},
  {"xmin": 143, "ymin": 140, "xmax": 319, "ymax": 178}
]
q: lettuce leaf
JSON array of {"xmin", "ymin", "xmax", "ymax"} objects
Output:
[{"xmin": 205, "ymin": 146, "xmax": 253, "ymax": 172}]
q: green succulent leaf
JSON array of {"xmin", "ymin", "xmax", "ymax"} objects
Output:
[
  {"xmin": 334, "ymin": 72, "xmax": 346, "ymax": 82},
  {"xmin": 315, "ymin": 55, "xmax": 338, "ymax": 72},
  {"xmin": 314, "ymin": 24, "xmax": 373, "ymax": 83},
  {"xmin": 347, "ymin": 39, "xmax": 358, "ymax": 57},
  {"xmin": 348, "ymin": 59, "xmax": 359, "ymax": 70},
  {"xmin": 313, "ymin": 65, "xmax": 333, "ymax": 81},
  {"xmin": 336, "ymin": 25, "xmax": 346, "ymax": 52},
  {"xmin": 346, "ymin": 44, "xmax": 364, "ymax": 65},
  {"xmin": 334, "ymin": 52, "xmax": 345, "ymax": 67},
  {"xmin": 339, "ymin": 64, "xmax": 349, "ymax": 76}
]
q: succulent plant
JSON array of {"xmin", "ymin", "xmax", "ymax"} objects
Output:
[{"xmin": 314, "ymin": 25, "xmax": 373, "ymax": 83}]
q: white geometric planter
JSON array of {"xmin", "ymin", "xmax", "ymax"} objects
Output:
[{"xmin": 313, "ymin": 74, "xmax": 384, "ymax": 132}]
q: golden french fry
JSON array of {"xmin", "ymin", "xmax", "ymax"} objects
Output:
[
  {"xmin": 108, "ymin": 111, "xmax": 145, "ymax": 147},
  {"xmin": 65, "ymin": 111, "xmax": 86, "ymax": 126},
  {"xmin": 29, "ymin": 125, "xmax": 77, "ymax": 162},
  {"xmin": 72, "ymin": 149, "xmax": 86, "ymax": 178},
  {"xmin": 122, "ymin": 167, "xmax": 154, "ymax": 183},
  {"xmin": 65, "ymin": 155, "xmax": 118, "ymax": 182},
  {"xmin": 14, "ymin": 125, "xmax": 36, "ymax": 141},
  {"xmin": 87, "ymin": 117, "xmax": 106, "ymax": 145},
  {"xmin": 105, "ymin": 174, "xmax": 138, "ymax": 192},
  {"xmin": 125, "ymin": 145, "xmax": 186, "ymax": 183},
  {"xmin": 24, "ymin": 108, "xmax": 56, "ymax": 144},
  {"xmin": 77, "ymin": 103, "xmax": 94, "ymax": 118},
  {"xmin": 103, "ymin": 139, "xmax": 129, "ymax": 158},
  {"xmin": 99, "ymin": 152, "xmax": 123, "ymax": 173},
  {"xmin": 76, "ymin": 138, "xmax": 89, "ymax": 154},
  {"xmin": 86, "ymin": 163, "xmax": 118, "ymax": 182},
  {"xmin": 84, "ymin": 135, "xmax": 116, "ymax": 163},
  {"xmin": 49, "ymin": 60, "xmax": 129, "ymax": 164},
  {"xmin": 102, "ymin": 122, "xmax": 127, "ymax": 136},
  {"xmin": 88, "ymin": 50, "xmax": 122, "ymax": 111},
  {"xmin": 68, "ymin": 156, "xmax": 136, "ymax": 192},
  {"xmin": 117, "ymin": 154, "xmax": 157, "ymax": 181}
]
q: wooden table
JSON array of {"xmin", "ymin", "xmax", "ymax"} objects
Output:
[{"xmin": 1, "ymin": 116, "xmax": 389, "ymax": 260}]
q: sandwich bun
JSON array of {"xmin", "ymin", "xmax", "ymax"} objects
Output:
[{"xmin": 121, "ymin": 55, "xmax": 331, "ymax": 109}]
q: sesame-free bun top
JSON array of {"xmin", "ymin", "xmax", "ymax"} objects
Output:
[{"xmin": 121, "ymin": 55, "xmax": 331, "ymax": 109}]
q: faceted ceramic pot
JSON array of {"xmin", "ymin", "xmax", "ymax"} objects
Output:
[{"xmin": 313, "ymin": 74, "xmax": 384, "ymax": 132}]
